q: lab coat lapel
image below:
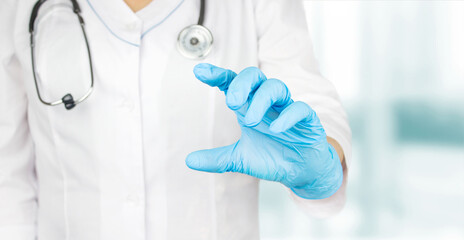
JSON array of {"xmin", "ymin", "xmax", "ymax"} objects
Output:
[{"xmin": 84, "ymin": 0, "xmax": 141, "ymax": 46}]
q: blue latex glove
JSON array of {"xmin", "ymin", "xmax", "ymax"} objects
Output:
[{"xmin": 186, "ymin": 64, "xmax": 343, "ymax": 199}]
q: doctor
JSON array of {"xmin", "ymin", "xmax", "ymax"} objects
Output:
[{"xmin": 0, "ymin": 0, "xmax": 351, "ymax": 239}]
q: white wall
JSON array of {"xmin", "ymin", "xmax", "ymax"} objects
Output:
[{"xmin": 259, "ymin": 1, "xmax": 464, "ymax": 239}]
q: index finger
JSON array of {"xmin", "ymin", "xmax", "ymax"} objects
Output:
[{"xmin": 193, "ymin": 63, "xmax": 237, "ymax": 92}]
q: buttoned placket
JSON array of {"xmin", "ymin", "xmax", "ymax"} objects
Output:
[
  {"xmin": 119, "ymin": 20, "xmax": 147, "ymax": 240},
  {"xmin": 81, "ymin": 1, "xmax": 191, "ymax": 239}
]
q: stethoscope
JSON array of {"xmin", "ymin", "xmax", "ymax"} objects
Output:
[{"xmin": 29, "ymin": 0, "xmax": 213, "ymax": 110}]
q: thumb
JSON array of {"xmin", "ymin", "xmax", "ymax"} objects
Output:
[{"xmin": 185, "ymin": 144, "xmax": 235, "ymax": 173}]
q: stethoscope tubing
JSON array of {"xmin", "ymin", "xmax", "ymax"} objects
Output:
[
  {"xmin": 198, "ymin": 0, "xmax": 205, "ymax": 25},
  {"xmin": 29, "ymin": 0, "xmax": 208, "ymax": 110},
  {"xmin": 30, "ymin": 0, "xmax": 94, "ymax": 108}
]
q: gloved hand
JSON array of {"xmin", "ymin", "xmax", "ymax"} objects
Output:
[{"xmin": 186, "ymin": 64, "xmax": 343, "ymax": 199}]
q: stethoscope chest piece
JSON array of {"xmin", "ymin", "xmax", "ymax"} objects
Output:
[{"xmin": 177, "ymin": 24, "xmax": 213, "ymax": 60}]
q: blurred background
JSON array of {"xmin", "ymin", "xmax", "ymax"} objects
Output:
[{"xmin": 259, "ymin": 1, "xmax": 464, "ymax": 239}]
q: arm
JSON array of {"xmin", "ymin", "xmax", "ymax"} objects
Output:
[
  {"xmin": 0, "ymin": 1, "xmax": 38, "ymax": 238},
  {"xmin": 254, "ymin": 0, "xmax": 352, "ymax": 217},
  {"xmin": 185, "ymin": 0, "xmax": 351, "ymax": 218}
]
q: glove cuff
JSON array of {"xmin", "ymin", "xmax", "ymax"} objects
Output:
[{"xmin": 290, "ymin": 145, "xmax": 344, "ymax": 200}]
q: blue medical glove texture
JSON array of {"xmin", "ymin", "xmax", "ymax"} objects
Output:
[{"xmin": 186, "ymin": 64, "xmax": 343, "ymax": 199}]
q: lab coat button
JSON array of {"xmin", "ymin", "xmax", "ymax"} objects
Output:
[
  {"xmin": 120, "ymin": 99, "xmax": 135, "ymax": 111},
  {"xmin": 126, "ymin": 194, "xmax": 141, "ymax": 206},
  {"xmin": 126, "ymin": 22, "xmax": 138, "ymax": 31}
]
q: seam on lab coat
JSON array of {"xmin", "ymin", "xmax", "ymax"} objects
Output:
[
  {"xmin": 208, "ymin": 88, "xmax": 218, "ymax": 240},
  {"xmin": 59, "ymin": 151, "xmax": 71, "ymax": 240},
  {"xmin": 85, "ymin": 0, "xmax": 140, "ymax": 47},
  {"xmin": 45, "ymin": 108, "xmax": 71, "ymax": 239},
  {"xmin": 140, "ymin": 0, "xmax": 186, "ymax": 39}
]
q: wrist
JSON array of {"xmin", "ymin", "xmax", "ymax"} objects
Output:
[
  {"xmin": 327, "ymin": 136, "xmax": 346, "ymax": 170},
  {"xmin": 290, "ymin": 145, "xmax": 343, "ymax": 199}
]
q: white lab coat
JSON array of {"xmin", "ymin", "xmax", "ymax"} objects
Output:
[{"xmin": 0, "ymin": 0, "xmax": 352, "ymax": 239}]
